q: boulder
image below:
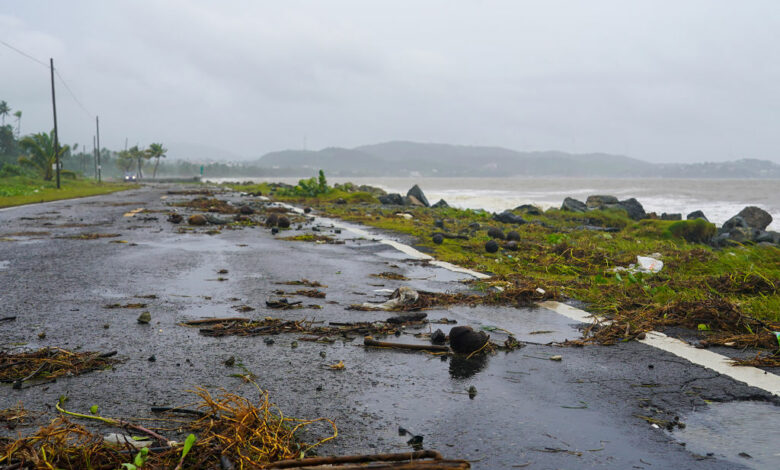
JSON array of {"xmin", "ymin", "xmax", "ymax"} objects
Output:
[
  {"xmin": 238, "ymin": 205, "xmax": 254, "ymax": 215},
  {"xmin": 188, "ymin": 214, "xmax": 207, "ymax": 226},
  {"xmin": 378, "ymin": 193, "xmax": 404, "ymax": 205},
  {"xmin": 661, "ymin": 213, "xmax": 682, "ymax": 221},
  {"xmin": 407, "ymin": 195, "xmax": 426, "ymax": 207},
  {"xmin": 617, "ymin": 198, "xmax": 646, "ymax": 220},
  {"xmin": 493, "ymin": 211, "xmax": 526, "ymax": 225},
  {"xmin": 432, "ymin": 233, "xmax": 444, "ymax": 244},
  {"xmin": 561, "ymin": 197, "xmax": 587, "ymax": 213},
  {"xmin": 277, "ymin": 216, "xmax": 290, "ymax": 228},
  {"xmin": 434, "ymin": 219, "xmax": 445, "ymax": 229},
  {"xmin": 449, "ymin": 326, "xmax": 490, "ymax": 354},
  {"xmin": 487, "ymin": 227, "xmax": 505, "ymax": 239},
  {"xmin": 265, "ymin": 213, "xmax": 279, "ymax": 227},
  {"xmin": 432, "ymin": 199, "xmax": 450, "ymax": 208},
  {"xmin": 515, "ymin": 204, "xmax": 542, "ymax": 216},
  {"xmin": 586, "ymin": 195, "xmax": 619, "ymax": 209},
  {"xmin": 721, "ymin": 216, "xmax": 749, "ymax": 232},
  {"xmin": 755, "ymin": 230, "xmax": 780, "ymax": 244},
  {"xmin": 686, "ymin": 210, "xmax": 708, "ymax": 222},
  {"xmin": 505, "ymin": 240, "xmax": 518, "ymax": 251},
  {"xmin": 468, "ymin": 222, "xmax": 481, "ymax": 230},
  {"xmin": 406, "ymin": 185, "xmax": 430, "ymax": 207},
  {"xmin": 735, "ymin": 206, "xmax": 772, "ymax": 231},
  {"xmin": 506, "ymin": 230, "xmax": 520, "ymax": 241},
  {"xmin": 485, "ymin": 240, "xmax": 499, "ymax": 253}
]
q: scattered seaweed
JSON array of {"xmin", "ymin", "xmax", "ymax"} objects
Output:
[
  {"xmin": 274, "ymin": 289, "xmax": 326, "ymax": 299},
  {"xmin": 370, "ymin": 272, "xmax": 410, "ymax": 281},
  {"xmin": 182, "ymin": 317, "xmax": 413, "ymax": 339},
  {"xmin": 277, "ymin": 279, "xmax": 327, "ymax": 288},
  {"xmin": 280, "ymin": 234, "xmax": 344, "ymax": 244},
  {"xmin": 103, "ymin": 303, "xmax": 147, "ymax": 309},
  {"xmin": 0, "ymin": 348, "xmax": 118, "ymax": 387},
  {"xmin": 60, "ymin": 233, "xmax": 121, "ymax": 240},
  {"xmin": 0, "ymin": 388, "xmax": 337, "ymax": 469}
]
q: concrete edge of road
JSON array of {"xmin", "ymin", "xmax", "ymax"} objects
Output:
[{"xmin": 273, "ymin": 201, "xmax": 780, "ymax": 397}]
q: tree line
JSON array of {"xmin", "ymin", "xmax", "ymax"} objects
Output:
[{"xmin": 0, "ymin": 99, "xmax": 167, "ymax": 180}]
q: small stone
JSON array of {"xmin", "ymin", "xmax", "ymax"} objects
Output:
[
  {"xmin": 549, "ymin": 355, "xmax": 562, "ymax": 361},
  {"xmin": 167, "ymin": 213, "xmax": 183, "ymax": 224},
  {"xmin": 506, "ymin": 230, "xmax": 520, "ymax": 241},
  {"xmin": 148, "ymin": 355, "xmax": 156, "ymax": 362},
  {"xmin": 505, "ymin": 241, "xmax": 518, "ymax": 251},
  {"xmin": 239, "ymin": 205, "xmax": 254, "ymax": 215},
  {"xmin": 291, "ymin": 341, "xmax": 298, "ymax": 349},
  {"xmin": 303, "ymin": 207, "xmax": 312, "ymax": 214},
  {"xmin": 319, "ymin": 351, "xmax": 326, "ymax": 358},
  {"xmin": 103, "ymin": 323, "xmax": 110, "ymax": 329},
  {"xmin": 434, "ymin": 219, "xmax": 445, "ymax": 229},
  {"xmin": 485, "ymin": 240, "xmax": 499, "ymax": 253},
  {"xmin": 137, "ymin": 312, "xmax": 151, "ymax": 324},
  {"xmin": 468, "ymin": 222, "xmax": 481, "ymax": 230},
  {"xmin": 468, "ymin": 385, "xmax": 477, "ymax": 399},
  {"xmin": 335, "ymin": 198, "xmax": 347, "ymax": 204},
  {"xmin": 224, "ymin": 356, "xmax": 235, "ymax": 367},
  {"xmin": 264, "ymin": 337, "xmax": 275, "ymax": 345},
  {"xmin": 432, "ymin": 233, "xmax": 444, "ymax": 244},
  {"xmin": 277, "ymin": 216, "xmax": 290, "ymax": 228},
  {"xmin": 449, "ymin": 326, "xmax": 489, "ymax": 353},
  {"xmin": 487, "ymin": 227, "xmax": 505, "ymax": 240},
  {"xmin": 271, "ymin": 227, "xmax": 279, "ymax": 235},
  {"xmin": 265, "ymin": 213, "xmax": 279, "ymax": 227},
  {"xmin": 37, "ymin": 331, "xmax": 46, "ymax": 339},
  {"xmin": 316, "ymin": 385, "xmax": 323, "ymax": 391},
  {"xmin": 188, "ymin": 214, "xmax": 207, "ymax": 226},
  {"xmin": 430, "ymin": 329, "xmax": 446, "ymax": 344}
]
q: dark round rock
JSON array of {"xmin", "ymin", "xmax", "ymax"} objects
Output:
[
  {"xmin": 277, "ymin": 216, "xmax": 291, "ymax": 228},
  {"xmin": 335, "ymin": 198, "xmax": 347, "ymax": 205},
  {"xmin": 432, "ymin": 233, "xmax": 444, "ymax": 244},
  {"xmin": 505, "ymin": 240, "xmax": 518, "ymax": 251},
  {"xmin": 239, "ymin": 205, "xmax": 254, "ymax": 215},
  {"xmin": 303, "ymin": 207, "xmax": 312, "ymax": 214},
  {"xmin": 265, "ymin": 213, "xmax": 279, "ymax": 227},
  {"xmin": 506, "ymin": 230, "xmax": 520, "ymax": 241},
  {"xmin": 485, "ymin": 240, "xmax": 499, "ymax": 253},
  {"xmin": 487, "ymin": 227, "xmax": 505, "ymax": 240},
  {"xmin": 430, "ymin": 329, "xmax": 446, "ymax": 344},
  {"xmin": 449, "ymin": 326, "xmax": 489, "ymax": 354},
  {"xmin": 468, "ymin": 222, "xmax": 481, "ymax": 230},
  {"xmin": 271, "ymin": 227, "xmax": 279, "ymax": 235},
  {"xmin": 167, "ymin": 213, "xmax": 183, "ymax": 224},
  {"xmin": 188, "ymin": 214, "xmax": 207, "ymax": 226},
  {"xmin": 434, "ymin": 219, "xmax": 445, "ymax": 229}
]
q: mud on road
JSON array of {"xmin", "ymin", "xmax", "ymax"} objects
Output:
[{"xmin": 1, "ymin": 185, "xmax": 777, "ymax": 469}]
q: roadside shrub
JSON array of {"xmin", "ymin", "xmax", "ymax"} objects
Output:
[
  {"xmin": 665, "ymin": 219, "xmax": 717, "ymax": 244},
  {"xmin": 0, "ymin": 163, "xmax": 27, "ymax": 178}
]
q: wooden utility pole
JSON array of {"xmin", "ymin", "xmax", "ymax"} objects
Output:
[
  {"xmin": 95, "ymin": 116, "xmax": 102, "ymax": 182},
  {"xmin": 93, "ymin": 135, "xmax": 98, "ymax": 180},
  {"xmin": 50, "ymin": 58, "xmax": 60, "ymax": 189}
]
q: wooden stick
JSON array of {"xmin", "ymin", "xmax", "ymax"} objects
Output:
[
  {"xmin": 364, "ymin": 337, "xmax": 449, "ymax": 352},
  {"xmin": 181, "ymin": 317, "xmax": 250, "ymax": 326},
  {"xmin": 267, "ymin": 450, "xmax": 443, "ymax": 468}
]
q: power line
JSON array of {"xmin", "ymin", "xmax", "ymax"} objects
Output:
[
  {"xmin": 1, "ymin": 38, "xmax": 93, "ymax": 118},
  {"xmin": 0, "ymin": 39, "xmax": 48, "ymax": 67},
  {"xmin": 54, "ymin": 69, "xmax": 92, "ymax": 118}
]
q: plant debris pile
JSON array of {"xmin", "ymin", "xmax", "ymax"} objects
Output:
[
  {"xmin": 0, "ymin": 388, "xmax": 337, "ymax": 469},
  {"xmin": 0, "ymin": 348, "xmax": 118, "ymax": 388},
  {"xmin": 182, "ymin": 317, "xmax": 413, "ymax": 339}
]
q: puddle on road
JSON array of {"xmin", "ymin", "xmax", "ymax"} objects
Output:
[{"xmin": 673, "ymin": 401, "xmax": 780, "ymax": 469}]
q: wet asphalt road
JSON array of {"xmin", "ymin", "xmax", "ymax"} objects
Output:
[{"xmin": 0, "ymin": 185, "xmax": 778, "ymax": 469}]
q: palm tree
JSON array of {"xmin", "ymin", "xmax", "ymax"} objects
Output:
[
  {"xmin": 116, "ymin": 149, "xmax": 135, "ymax": 173},
  {"xmin": 146, "ymin": 143, "xmax": 167, "ymax": 178},
  {"xmin": 128, "ymin": 145, "xmax": 145, "ymax": 179},
  {"xmin": 13, "ymin": 111, "xmax": 21, "ymax": 137},
  {"xmin": 0, "ymin": 101, "xmax": 10, "ymax": 126},
  {"xmin": 18, "ymin": 131, "xmax": 70, "ymax": 181}
]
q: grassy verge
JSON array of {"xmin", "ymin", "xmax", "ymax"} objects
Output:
[
  {"xmin": 226, "ymin": 181, "xmax": 780, "ymax": 363},
  {"xmin": 0, "ymin": 176, "xmax": 136, "ymax": 208}
]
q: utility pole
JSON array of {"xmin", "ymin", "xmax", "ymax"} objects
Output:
[
  {"xmin": 95, "ymin": 116, "xmax": 102, "ymax": 182},
  {"xmin": 50, "ymin": 58, "xmax": 61, "ymax": 189},
  {"xmin": 93, "ymin": 135, "xmax": 98, "ymax": 180}
]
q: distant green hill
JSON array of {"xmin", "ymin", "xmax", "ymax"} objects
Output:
[{"xmin": 254, "ymin": 141, "xmax": 780, "ymax": 178}]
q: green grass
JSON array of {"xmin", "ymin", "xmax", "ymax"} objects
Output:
[
  {"xmin": 0, "ymin": 176, "xmax": 137, "ymax": 208},
  {"xmin": 260, "ymin": 195, "xmax": 779, "ymax": 326}
]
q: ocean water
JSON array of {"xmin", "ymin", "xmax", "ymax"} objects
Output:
[{"xmin": 208, "ymin": 176, "xmax": 779, "ymax": 230}]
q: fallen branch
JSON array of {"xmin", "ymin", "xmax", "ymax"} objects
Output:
[{"xmin": 363, "ymin": 337, "xmax": 450, "ymax": 353}]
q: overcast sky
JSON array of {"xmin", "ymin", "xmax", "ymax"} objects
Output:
[{"xmin": 1, "ymin": 1, "xmax": 779, "ymax": 163}]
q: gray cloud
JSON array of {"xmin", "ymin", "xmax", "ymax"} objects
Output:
[{"xmin": 1, "ymin": 0, "xmax": 779, "ymax": 163}]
